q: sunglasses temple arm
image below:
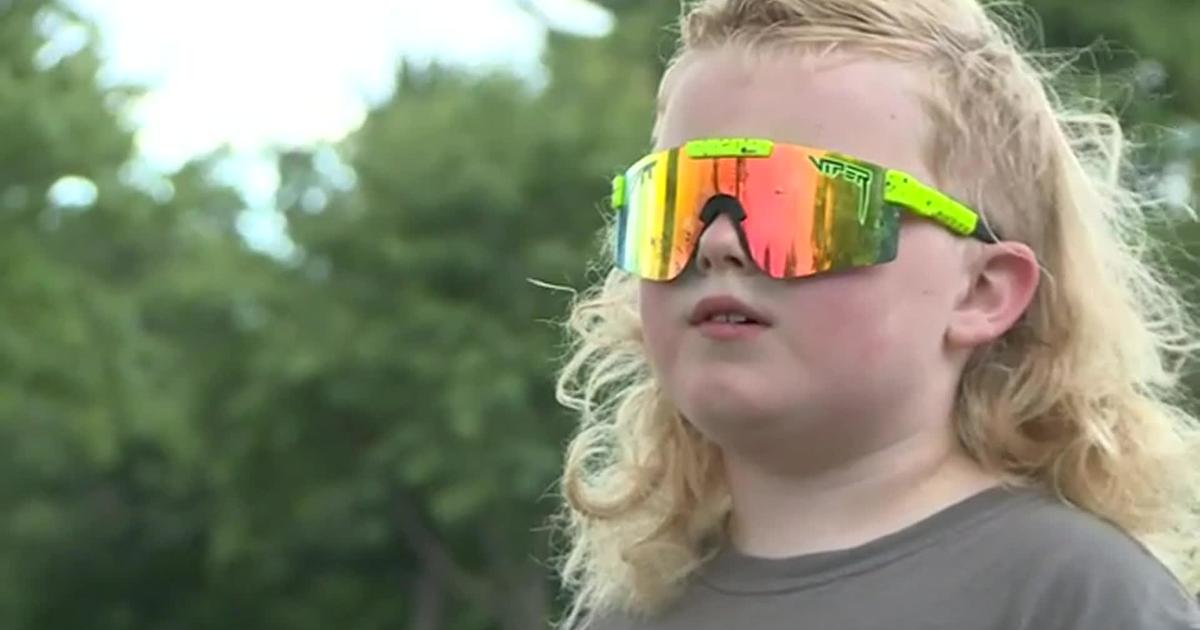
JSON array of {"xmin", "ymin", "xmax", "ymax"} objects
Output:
[{"xmin": 972, "ymin": 218, "xmax": 1001, "ymax": 243}]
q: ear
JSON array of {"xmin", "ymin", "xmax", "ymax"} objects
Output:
[{"xmin": 946, "ymin": 242, "xmax": 1040, "ymax": 349}]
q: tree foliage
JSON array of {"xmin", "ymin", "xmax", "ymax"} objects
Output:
[{"xmin": 0, "ymin": 0, "xmax": 1196, "ymax": 628}]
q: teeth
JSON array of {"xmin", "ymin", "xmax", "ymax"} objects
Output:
[{"xmin": 712, "ymin": 313, "xmax": 750, "ymax": 323}]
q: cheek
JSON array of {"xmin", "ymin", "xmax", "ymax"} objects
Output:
[
  {"xmin": 638, "ymin": 281, "xmax": 680, "ymax": 371},
  {"xmin": 779, "ymin": 273, "xmax": 901, "ymax": 364},
  {"xmin": 778, "ymin": 264, "xmax": 949, "ymax": 374},
  {"xmin": 793, "ymin": 246, "xmax": 957, "ymax": 367}
]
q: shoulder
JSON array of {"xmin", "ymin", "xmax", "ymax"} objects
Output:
[{"xmin": 984, "ymin": 490, "xmax": 1200, "ymax": 629}]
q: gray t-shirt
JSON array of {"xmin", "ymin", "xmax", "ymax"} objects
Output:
[{"xmin": 589, "ymin": 486, "xmax": 1200, "ymax": 629}]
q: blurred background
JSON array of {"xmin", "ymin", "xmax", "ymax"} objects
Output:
[{"xmin": 0, "ymin": 0, "xmax": 1198, "ymax": 628}]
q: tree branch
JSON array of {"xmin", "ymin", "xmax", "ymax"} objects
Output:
[
  {"xmin": 394, "ymin": 491, "xmax": 498, "ymax": 615},
  {"xmin": 410, "ymin": 567, "xmax": 446, "ymax": 630},
  {"xmin": 511, "ymin": 0, "xmax": 553, "ymax": 28}
]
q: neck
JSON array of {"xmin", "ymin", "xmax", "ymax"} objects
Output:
[{"xmin": 723, "ymin": 422, "xmax": 997, "ymax": 558}]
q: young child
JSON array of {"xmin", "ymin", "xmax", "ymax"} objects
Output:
[{"xmin": 552, "ymin": 0, "xmax": 1200, "ymax": 629}]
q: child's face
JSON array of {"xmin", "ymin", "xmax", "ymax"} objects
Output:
[{"xmin": 641, "ymin": 47, "xmax": 979, "ymax": 462}]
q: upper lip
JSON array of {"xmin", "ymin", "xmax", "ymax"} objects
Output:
[{"xmin": 688, "ymin": 295, "xmax": 772, "ymax": 325}]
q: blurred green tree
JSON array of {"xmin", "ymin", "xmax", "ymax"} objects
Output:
[
  {"xmin": 0, "ymin": 0, "xmax": 1196, "ymax": 629},
  {"xmin": 0, "ymin": 0, "xmax": 271, "ymax": 627}
]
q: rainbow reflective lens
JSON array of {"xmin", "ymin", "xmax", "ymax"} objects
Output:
[{"xmin": 610, "ymin": 138, "xmax": 995, "ymax": 281}]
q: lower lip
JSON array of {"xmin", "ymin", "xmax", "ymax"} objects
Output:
[{"xmin": 695, "ymin": 322, "xmax": 767, "ymax": 340}]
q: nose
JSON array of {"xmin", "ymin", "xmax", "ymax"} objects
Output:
[{"xmin": 695, "ymin": 214, "xmax": 754, "ymax": 275}]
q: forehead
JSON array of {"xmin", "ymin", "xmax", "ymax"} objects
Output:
[{"xmin": 655, "ymin": 46, "xmax": 937, "ymax": 183}]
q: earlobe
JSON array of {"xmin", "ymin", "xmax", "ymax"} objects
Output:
[{"xmin": 946, "ymin": 242, "xmax": 1040, "ymax": 349}]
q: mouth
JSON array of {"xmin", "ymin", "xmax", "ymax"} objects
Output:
[{"xmin": 688, "ymin": 295, "xmax": 772, "ymax": 335}]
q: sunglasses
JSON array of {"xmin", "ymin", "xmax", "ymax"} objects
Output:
[{"xmin": 609, "ymin": 138, "xmax": 997, "ymax": 281}]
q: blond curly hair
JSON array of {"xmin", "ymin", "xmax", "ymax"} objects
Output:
[{"xmin": 553, "ymin": 0, "xmax": 1200, "ymax": 627}]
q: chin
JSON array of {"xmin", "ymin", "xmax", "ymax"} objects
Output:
[{"xmin": 673, "ymin": 372, "xmax": 793, "ymax": 431}]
